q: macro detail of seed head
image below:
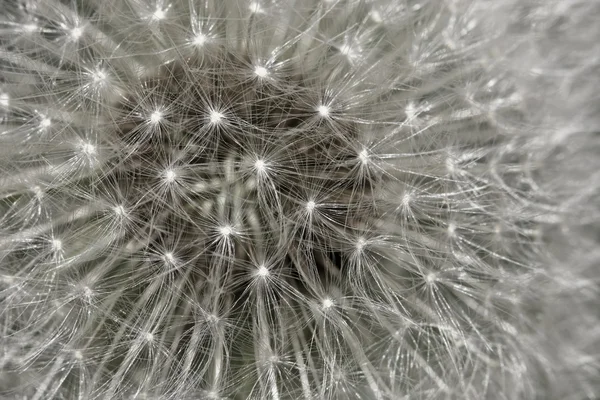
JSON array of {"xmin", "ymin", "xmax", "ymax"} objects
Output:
[{"xmin": 1, "ymin": 0, "xmax": 599, "ymax": 399}]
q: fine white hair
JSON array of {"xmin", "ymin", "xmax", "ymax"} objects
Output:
[{"xmin": 0, "ymin": 0, "xmax": 598, "ymax": 399}]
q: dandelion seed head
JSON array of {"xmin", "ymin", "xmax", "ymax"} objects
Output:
[{"xmin": 1, "ymin": 1, "xmax": 597, "ymax": 399}]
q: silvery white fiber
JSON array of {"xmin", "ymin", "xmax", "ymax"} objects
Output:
[{"xmin": 0, "ymin": 0, "xmax": 599, "ymax": 399}]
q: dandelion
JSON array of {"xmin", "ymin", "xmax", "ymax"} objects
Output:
[
  {"xmin": 254, "ymin": 66, "xmax": 268, "ymax": 78},
  {"xmin": 0, "ymin": 0, "xmax": 599, "ymax": 399}
]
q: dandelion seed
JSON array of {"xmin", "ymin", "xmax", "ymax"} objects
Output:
[
  {"xmin": 455, "ymin": 252, "xmax": 472, "ymax": 265},
  {"xmin": 355, "ymin": 237, "xmax": 367, "ymax": 251},
  {"xmin": 113, "ymin": 205, "xmax": 126, "ymax": 216},
  {"xmin": 401, "ymin": 193, "xmax": 411, "ymax": 208},
  {"xmin": 164, "ymin": 169, "xmax": 177, "ymax": 183},
  {"xmin": 23, "ymin": 23, "xmax": 37, "ymax": 33},
  {"xmin": 339, "ymin": 44, "xmax": 352, "ymax": 56},
  {"xmin": 32, "ymin": 186, "xmax": 43, "ymax": 199},
  {"xmin": 254, "ymin": 66, "xmax": 268, "ymax": 78},
  {"xmin": 425, "ymin": 273, "xmax": 437, "ymax": 284},
  {"xmin": 206, "ymin": 313, "xmax": 220, "ymax": 325},
  {"xmin": 204, "ymin": 390, "xmax": 220, "ymax": 400},
  {"xmin": 78, "ymin": 285, "xmax": 94, "ymax": 303},
  {"xmin": 404, "ymin": 102, "xmax": 417, "ymax": 121},
  {"xmin": 306, "ymin": 200, "xmax": 316, "ymax": 212},
  {"xmin": 150, "ymin": 110, "xmax": 163, "ymax": 124},
  {"xmin": 152, "ymin": 8, "xmax": 166, "ymax": 20},
  {"xmin": 256, "ymin": 265, "xmax": 269, "ymax": 277},
  {"xmin": 322, "ymin": 298, "xmax": 334, "ymax": 309},
  {"xmin": 358, "ymin": 149, "xmax": 369, "ymax": 164},
  {"xmin": 494, "ymin": 223, "xmax": 502, "ymax": 235},
  {"xmin": 51, "ymin": 239, "xmax": 63, "ymax": 252},
  {"xmin": 93, "ymin": 70, "xmax": 107, "ymax": 83},
  {"xmin": 193, "ymin": 33, "xmax": 207, "ymax": 46},
  {"xmin": 317, "ymin": 105, "xmax": 330, "ymax": 117},
  {"xmin": 73, "ymin": 350, "xmax": 84, "ymax": 360},
  {"xmin": 0, "ymin": 93, "xmax": 9, "ymax": 107},
  {"xmin": 448, "ymin": 223, "xmax": 456, "ymax": 236},
  {"xmin": 81, "ymin": 142, "xmax": 96, "ymax": 155},
  {"xmin": 446, "ymin": 157, "xmax": 457, "ymax": 173},
  {"xmin": 254, "ymin": 159, "xmax": 266, "ymax": 172},
  {"xmin": 163, "ymin": 252, "xmax": 175, "ymax": 263},
  {"xmin": 370, "ymin": 10, "xmax": 383, "ymax": 23},
  {"xmin": 40, "ymin": 118, "xmax": 52, "ymax": 128},
  {"xmin": 219, "ymin": 225, "xmax": 233, "ymax": 237},
  {"xmin": 144, "ymin": 332, "xmax": 154, "ymax": 342},
  {"xmin": 249, "ymin": 2, "xmax": 262, "ymax": 13},
  {"xmin": 209, "ymin": 110, "xmax": 224, "ymax": 124},
  {"xmin": 70, "ymin": 26, "xmax": 83, "ymax": 40}
]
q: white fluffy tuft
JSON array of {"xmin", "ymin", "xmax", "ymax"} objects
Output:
[{"xmin": 0, "ymin": 0, "xmax": 599, "ymax": 399}]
